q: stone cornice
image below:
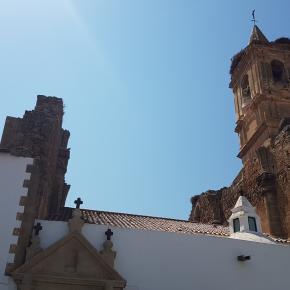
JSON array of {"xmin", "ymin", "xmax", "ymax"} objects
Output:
[{"xmin": 237, "ymin": 122, "xmax": 267, "ymax": 159}]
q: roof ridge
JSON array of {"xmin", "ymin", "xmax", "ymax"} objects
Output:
[{"xmin": 63, "ymin": 207, "xmax": 226, "ymax": 226}]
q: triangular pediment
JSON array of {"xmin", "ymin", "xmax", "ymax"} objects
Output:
[{"xmin": 12, "ymin": 232, "xmax": 126, "ymax": 287}]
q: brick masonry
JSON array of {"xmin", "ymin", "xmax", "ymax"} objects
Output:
[
  {"xmin": 0, "ymin": 95, "xmax": 71, "ymax": 270},
  {"xmin": 0, "ymin": 95, "xmax": 70, "ymax": 219}
]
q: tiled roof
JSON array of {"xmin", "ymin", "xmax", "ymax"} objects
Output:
[
  {"xmin": 47, "ymin": 207, "xmax": 229, "ymax": 237},
  {"xmin": 47, "ymin": 207, "xmax": 290, "ymax": 244},
  {"xmin": 266, "ymin": 235, "xmax": 290, "ymax": 245}
]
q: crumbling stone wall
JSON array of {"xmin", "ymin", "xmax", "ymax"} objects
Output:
[
  {"xmin": 0, "ymin": 95, "xmax": 70, "ymax": 270},
  {"xmin": 0, "ymin": 95, "xmax": 70, "ymax": 219},
  {"xmin": 189, "ymin": 120, "xmax": 290, "ymax": 238},
  {"xmin": 273, "ymin": 123, "xmax": 290, "ymax": 236}
]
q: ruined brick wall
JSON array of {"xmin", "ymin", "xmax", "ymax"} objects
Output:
[
  {"xmin": 273, "ymin": 123, "xmax": 290, "ymax": 236},
  {"xmin": 189, "ymin": 121, "xmax": 290, "ymax": 238},
  {"xmin": 0, "ymin": 95, "xmax": 70, "ymax": 219},
  {"xmin": 189, "ymin": 182, "xmax": 240, "ymax": 227}
]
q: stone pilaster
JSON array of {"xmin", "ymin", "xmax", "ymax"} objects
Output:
[
  {"xmin": 101, "ymin": 240, "xmax": 116, "ymax": 268},
  {"xmin": 257, "ymin": 172, "xmax": 283, "ymax": 237},
  {"xmin": 25, "ymin": 235, "xmax": 42, "ymax": 261}
]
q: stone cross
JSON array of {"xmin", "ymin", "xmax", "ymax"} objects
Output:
[
  {"xmin": 74, "ymin": 197, "xmax": 83, "ymax": 209},
  {"xmin": 105, "ymin": 228, "xmax": 113, "ymax": 240},
  {"xmin": 33, "ymin": 222, "xmax": 42, "ymax": 236}
]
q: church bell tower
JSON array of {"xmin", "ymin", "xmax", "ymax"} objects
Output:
[
  {"xmin": 230, "ymin": 25, "xmax": 290, "ymax": 162},
  {"xmin": 190, "ymin": 22, "xmax": 290, "ymax": 238}
]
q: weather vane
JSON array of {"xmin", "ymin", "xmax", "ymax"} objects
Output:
[{"xmin": 251, "ymin": 9, "xmax": 257, "ymax": 26}]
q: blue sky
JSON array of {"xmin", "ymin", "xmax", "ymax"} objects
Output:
[{"xmin": 1, "ymin": 0, "xmax": 290, "ymax": 219}]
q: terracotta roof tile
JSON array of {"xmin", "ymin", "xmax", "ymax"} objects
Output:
[
  {"xmin": 47, "ymin": 207, "xmax": 290, "ymax": 244},
  {"xmin": 47, "ymin": 207, "xmax": 229, "ymax": 237}
]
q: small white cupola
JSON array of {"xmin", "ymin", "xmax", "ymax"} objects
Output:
[
  {"xmin": 229, "ymin": 195, "xmax": 275, "ymax": 244},
  {"xmin": 229, "ymin": 195, "xmax": 261, "ymax": 234}
]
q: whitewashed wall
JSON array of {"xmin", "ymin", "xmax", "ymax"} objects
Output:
[
  {"xmin": 0, "ymin": 153, "xmax": 33, "ymax": 290},
  {"xmin": 38, "ymin": 219, "xmax": 290, "ymax": 290}
]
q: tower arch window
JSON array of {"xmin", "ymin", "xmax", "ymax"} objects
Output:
[
  {"xmin": 241, "ymin": 74, "xmax": 251, "ymax": 106},
  {"xmin": 271, "ymin": 59, "xmax": 286, "ymax": 83},
  {"xmin": 233, "ymin": 218, "xmax": 240, "ymax": 233}
]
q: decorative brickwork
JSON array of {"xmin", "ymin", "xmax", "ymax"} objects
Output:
[
  {"xmin": 12, "ymin": 227, "xmax": 21, "ymax": 236},
  {"xmin": 0, "ymin": 95, "xmax": 70, "ymax": 270},
  {"xmin": 9, "ymin": 244, "xmax": 17, "ymax": 254},
  {"xmin": 18, "ymin": 196, "xmax": 27, "ymax": 206},
  {"xmin": 22, "ymin": 179, "xmax": 30, "ymax": 188},
  {"xmin": 0, "ymin": 95, "xmax": 70, "ymax": 218},
  {"xmin": 16, "ymin": 212, "xmax": 24, "ymax": 221}
]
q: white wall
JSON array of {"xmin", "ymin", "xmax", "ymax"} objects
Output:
[
  {"xmin": 0, "ymin": 153, "xmax": 33, "ymax": 290},
  {"xmin": 38, "ymin": 219, "xmax": 290, "ymax": 290}
]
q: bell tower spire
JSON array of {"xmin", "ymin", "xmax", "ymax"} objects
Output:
[
  {"xmin": 230, "ymin": 24, "xmax": 290, "ymax": 162},
  {"xmin": 249, "ymin": 11, "xmax": 268, "ymax": 44},
  {"xmin": 249, "ymin": 25, "xmax": 269, "ymax": 44}
]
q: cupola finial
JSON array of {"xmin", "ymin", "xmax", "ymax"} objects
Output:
[
  {"xmin": 248, "ymin": 11, "xmax": 269, "ymax": 45},
  {"xmin": 251, "ymin": 9, "xmax": 257, "ymax": 26}
]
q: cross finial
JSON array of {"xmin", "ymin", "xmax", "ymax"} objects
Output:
[
  {"xmin": 33, "ymin": 222, "xmax": 43, "ymax": 236},
  {"xmin": 251, "ymin": 9, "xmax": 257, "ymax": 25},
  {"xmin": 105, "ymin": 228, "xmax": 113, "ymax": 240},
  {"xmin": 74, "ymin": 197, "xmax": 83, "ymax": 209}
]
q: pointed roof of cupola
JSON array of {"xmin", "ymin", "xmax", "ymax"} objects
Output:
[
  {"xmin": 232, "ymin": 195, "xmax": 254, "ymax": 213},
  {"xmin": 249, "ymin": 25, "xmax": 269, "ymax": 44}
]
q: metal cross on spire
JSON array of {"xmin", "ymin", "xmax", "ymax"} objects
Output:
[
  {"xmin": 251, "ymin": 9, "xmax": 257, "ymax": 25},
  {"xmin": 74, "ymin": 197, "xmax": 83, "ymax": 209},
  {"xmin": 33, "ymin": 222, "xmax": 43, "ymax": 236}
]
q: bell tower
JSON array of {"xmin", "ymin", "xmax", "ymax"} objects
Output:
[
  {"xmin": 230, "ymin": 25, "xmax": 290, "ymax": 162},
  {"xmin": 190, "ymin": 23, "xmax": 290, "ymax": 238}
]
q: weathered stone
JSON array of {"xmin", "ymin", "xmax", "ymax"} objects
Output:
[
  {"xmin": 0, "ymin": 95, "xmax": 70, "ymax": 218},
  {"xmin": 68, "ymin": 209, "xmax": 84, "ymax": 233},
  {"xmin": 190, "ymin": 27, "xmax": 290, "ymax": 239},
  {"xmin": 25, "ymin": 235, "xmax": 42, "ymax": 261},
  {"xmin": 0, "ymin": 95, "xmax": 70, "ymax": 270},
  {"xmin": 100, "ymin": 240, "xmax": 116, "ymax": 268}
]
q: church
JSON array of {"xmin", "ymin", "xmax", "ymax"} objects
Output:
[{"xmin": 1, "ymin": 25, "xmax": 290, "ymax": 290}]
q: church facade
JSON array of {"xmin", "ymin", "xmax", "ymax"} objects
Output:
[{"xmin": 1, "ymin": 25, "xmax": 290, "ymax": 290}]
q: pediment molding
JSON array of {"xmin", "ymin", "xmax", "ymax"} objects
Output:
[{"xmin": 12, "ymin": 231, "xmax": 126, "ymax": 289}]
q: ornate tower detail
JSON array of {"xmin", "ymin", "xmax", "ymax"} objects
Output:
[
  {"xmin": 230, "ymin": 25, "xmax": 290, "ymax": 161},
  {"xmin": 190, "ymin": 25, "xmax": 290, "ymax": 239},
  {"xmin": 229, "ymin": 25, "xmax": 290, "ymax": 237}
]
